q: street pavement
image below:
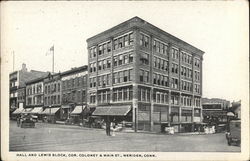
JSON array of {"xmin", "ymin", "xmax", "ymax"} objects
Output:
[{"xmin": 9, "ymin": 120, "xmax": 240, "ymax": 152}]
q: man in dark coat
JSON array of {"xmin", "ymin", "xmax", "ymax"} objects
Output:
[{"xmin": 106, "ymin": 116, "xmax": 111, "ymax": 136}]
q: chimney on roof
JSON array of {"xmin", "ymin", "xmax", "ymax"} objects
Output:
[{"xmin": 21, "ymin": 63, "xmax": 27, "ymax": 72}]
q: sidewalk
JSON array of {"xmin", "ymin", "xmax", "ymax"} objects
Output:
[{"xmin": 35, "ymin": 122, "xmax": 211, "ymax": 136}]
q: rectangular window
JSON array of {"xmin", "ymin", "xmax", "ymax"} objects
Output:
[
  {"xmin": 165, "ymin": 61, "xmax": 168, "ymax": 71},
  {"xmin": 118, "ymin": 89, "xmax": 122, "ymax": 101},
  {"xmin": 93, "ymin": 47, "xmax": 97, "ymax": 57},
  {"xmin": 118, "ymin": 55, "xmax": 123, "ymax": 65},
  {"xmin": 140, "ymin": 53, "xmax": 149, "ymax": 65},
  {"xmin": 129, "ymin": 53, "xmax": 133, "ymax": 63},
  {"xmin": 107, "ymin": 59, "xmax": 111, "ymax": 68},
  {"xmin": 139, "ymin": 70, "xmax": 144, "ymax": 82},
  {"xmin": 107, "ymin": 91, "xmax": 111, "ymax": 102},
  {"xmin": 153, "ymin": 73, "xmax": 157, "ymax": 84},
  {"xmin": 164, "ymin": 45, "xmax": 168, "ymax": 56},
  {"xmin": 103, "ymin": 43, "xmax": 107, "ymax": 54},
  {"xmin": 93, "ymin": 77, "xmax": 96, "ymax": 87},
  {"xmin": 102, "ymin": 75, "xmax": 106, "ymax": 87},
  {"xmin": 107, "ymin": 42, "xmax": 111, "ymax": 53},
  {"xmin": 114, "ymin": 39, "xmax": 118, "ymax": 50},
  {"xmin": 113, "ymin": 89, "xmax": 117, "ymax": 102},
  {"xmin": 156, "ymin": 41, "xmax": 160, "ymax": 52},
  {"xmin": 129, "ymin": 33, "xmax": 134, "ymax": 45},
  {"xmin": 103, "ymin": 91, "xmax": 107, "ymax": 103},
  {"xmin": 113, "ymin": 73, "xmax": 118, "ymax": 84},
  {"xmin": 160, "ymin": 43, "xmax": 164, "ymax": 54},
  {"xmin": 97, "ymin": 76, "xmax": 101, "ymax": 87},
  {"xmin": 98, "ymin": 45, "xmax": 103, "ymax": 55},
  {"xmin": 142, "ymin": 88, "xmax": 146, "ymax": 101},
  {"xmin": 144, "ymin": 36, "xmax": 149, "ymax": 48},
  {"xmin": 103, "ymin": 59, "xmax": 106, "ymax": 70},
  {"xmin": 119, "ymin": 71, "xmax": 123, "ymax": 83},
  {"xmin": 107, "ymin": 74, "xmax": 111, "ymax": 85},
  {"xmin": 98, "ymin": 93, "xmax": 101, "ymax": 102},
  {"xmin": 129, "ymin": 87, "xmax": 133, "ymax": 100},
  {"xmin": 118, "ymin": 37, "xmax": 123, "ymax": 48},
  {"xmin": 124, "ymin": 55, "xmax": 128, "ymax": 64},
  {"xmin": 164, "ymin": 76, "xmax": 168, "ymax": 87},
  {"xmin": 113, "ymin": 56, "xmax": 118, "ymax": 66},
  {"xmin": 129, "ymin": 69, "xmax": 133, "ymax": 81},
  {"xmin": 98, "ymin": 61, "xmax": 102, "ymax": 70},
  {"xmin": 161, "ymin": 59, "xmax": 164, "ymax": 70},
  {"xmin": 157, "ymin": 74, "xmax": 160, "ymax": 85},
  {"xmin": 140, "ymin": 34, "xmax": 143, "ymax": 46},
  {"xmin": 124, "ymin": 88, "xmax": 128, "ymax": 101},
  {"xmin": 144, "ymin": 71, "xmax": 149, "ymax": 83},
  {"xmin": 154, "ymin": 57, "xmax": 157, "ymax": 68},
  {"xmin": 147, "ymin": 89, "xmax": 150, "ymax": 102},
  {"xmin": 93, "ymin": 62, "xmax": 96, "ymax": 72},
  {"xmin": 124, "ymin": 35, "xmax": 129, "ymax": 46},
  {"xmin": 124, "ymin": 70, "xmax": 128, "ymax": 82}
]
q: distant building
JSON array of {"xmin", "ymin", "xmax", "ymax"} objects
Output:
[
  {"xmin": 25, "ymin": 73, "xmax": 50, "ymax": 110},
  {"xmin": 87, "ymin": 17, "xmax": 204, "ymax": 132},
  {"xmin": 230, "ymin": 100, "xmax": 241, "ymax": 119},
  {"xmin": 202, "ymin": 98, "xmax": 230, "ymax": 124},
  {"xmin": 9, "ymin": 63, "xmax": 48, "ymax": 115}
]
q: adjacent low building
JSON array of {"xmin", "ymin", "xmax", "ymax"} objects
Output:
[
  {"xmin": 25, "ymin": 73, "xmax": 49, "ymax": 115},
  {"xmin": 43, "ymin": 73, "xmax": 61, "ymax": 123},
  {"xmin": 61, "ymin": 65, "xmax": 88, "ymax": 123}
]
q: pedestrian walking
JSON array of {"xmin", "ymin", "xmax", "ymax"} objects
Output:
[
  {"xmin": 111, "ymin": 122, "xmax": 117, "ymax": 136},
  {"xmin": 106, "ymin": 116, "xmax": 111, "ymax": 136},
  {"xmin": 17, "ymin": 116, "xmax": 20, "ymax": 127}
]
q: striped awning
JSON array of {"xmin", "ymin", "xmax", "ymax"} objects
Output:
[
  {"xmin": 22, "ymin": 108, "xmax": 33, "ymax": 114},
  {"xmin": 41, "ymin": 107, "xmax": 60, "ymax": 115},
  {"xmin": 30, "ymin": 107, "xmax": 43, "ymax": 114},
  {"xmin": 92, "ymin": 105, "xmax": 131, "ymax": 116},
  {"xmin": 71, "ymin": 106, "xmax": 85, "ymax": 115},
  {"xmin": 12, "ymin": 108, "xmax": 24, "ymax": 114}
]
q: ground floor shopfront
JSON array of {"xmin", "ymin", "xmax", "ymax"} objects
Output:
[{"xmin": 89, "ymin": 102, "xmax": 202, "ymax": 133}]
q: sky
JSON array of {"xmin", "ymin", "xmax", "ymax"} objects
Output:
[{"xmin": 1, "ymin": 1, "xmax": 249, "ymax": 102}]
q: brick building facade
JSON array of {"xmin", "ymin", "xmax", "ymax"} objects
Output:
[
  {"xmin": 87, "ymin": 17, "xmax": 204, "ymax": 132},
  {"xmin": 60, "ymin": 66, "xmax": 88, "ymax": 120},
  {"xmin": 10, "ymin": 64, "xmax": 48, "ymax": 115}
]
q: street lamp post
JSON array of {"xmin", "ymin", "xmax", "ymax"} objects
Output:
[
  {"xmin": 82, "ymin": 90, "xmax": 84, "ymax": 127},
  {"xmin": 49, "ymin": 105, "xmax": 51, "ymax": 123}
]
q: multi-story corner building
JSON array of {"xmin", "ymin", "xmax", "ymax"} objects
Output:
[
  {"xmin": 10, "ymin": 63, "xmax": 48, "ymax": 115},
  {"xmin": 87, "ymin": 17, "xmax": 204, "ymax": 132},
  {"xmin": 25, "ymin": 73, "xmax": 49, "ymax": 112},
  {"xmin": 42, "ymin": 73, "xmax": 61, "ymax": 122},
  {"xmin": 60, "ymin": 66, "xmax": 88, "ymax": 120}
]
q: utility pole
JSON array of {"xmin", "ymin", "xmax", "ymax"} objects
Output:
[{"xmin": 52, "ymin": 45, "xmax": 54, "ymax": 74}]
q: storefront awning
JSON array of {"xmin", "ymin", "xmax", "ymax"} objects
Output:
[
  {"xmin": 22, "ymin": 108, "xmax": 33, "ymax": 114},
  {"xmin": 41, "ymin": 107, "xmax": 60, "ymax": 115},
  {"xmin": 203, "ymin": 110, "xmax": 228, "ymax": 116},
  {"xmin": 71, "ymin": 106, "xmax": 85, "ymax": 115},
  {"xmin": 12, "ymin": 108, "xmax": 24, "ymax": 114},
  {"xmin": 61, "ymin": 105, "xmax": 71, "ymax": 109},
  {"xmin": 92, "ymin": 105, "xmax": 131, "ymax": 116},
  {"xmin": 30, "ymin": 107, "xmax": 43, "ymax": 114}
]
